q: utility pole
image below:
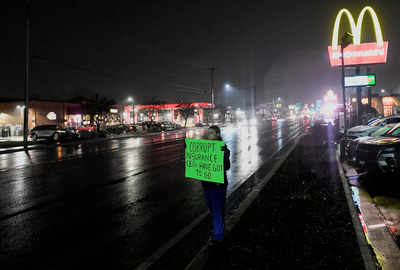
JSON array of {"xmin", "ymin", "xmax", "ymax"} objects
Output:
[
  {"xmin": 367, "ymin": 66, "xmax": 372, "ymax": 109},
  {"xmin": 251, "ymin": 85, "xmax": 255, "ymax": 118},
  {"xmin": 209, "ymin": 67, "xmax": 215, "ymax": 124},
  {"xmin": 24, "ymin": 0, "xmax": 31, "ymax": 149},
  {"xmin": 209, "ymin": 67, "xmax": 215, "ymax": 106}
]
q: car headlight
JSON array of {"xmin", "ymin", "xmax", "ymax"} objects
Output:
[
  {"xmin": 383, "ymin": 147, "xmax": 396, "ymax": 152},
  {"xmin": 377, "ymin": 151, "xmax": 398, "ymax": 171}
]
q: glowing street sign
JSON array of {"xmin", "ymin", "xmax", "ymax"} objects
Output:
[
  {"xmin": 345, "ymin": 74, "xmax": 376, "ymax": 87},
  {"xmin": 324, "ymin": 90, "xmax": 337, "ymax": 102},
  {"xmin": 328, "ymin": 6, "xmax": 388, "ymax": 66},
  {"xmin": 185, "ymin": 138, "xmax": 225, "ymax": 183}
]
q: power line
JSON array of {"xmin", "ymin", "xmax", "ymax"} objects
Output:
[{"xmin": 173, "ymin": 84, "xmax": 208, "ymax": 93}]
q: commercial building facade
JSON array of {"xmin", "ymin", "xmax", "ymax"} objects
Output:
[
  {"xmin": 0, "ymin": 100, "xmax": 214, "ymax": 138},
  {"xmin": 0, "ymin": 99, "xmax": 89, "ymax": 137},
  {"xmin": 358, "ymin": 95, "xmax": 400, "ymax": 117},
  {"xmin": 122, "ymin": 102, "xmax": 214, "ymax": 126}
]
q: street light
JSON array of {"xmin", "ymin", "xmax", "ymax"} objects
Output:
[
  {"xmin": 127, "ymin": 97, "xmax": 134, "ymax": 124},
  {"xmin": 224, "ymin": 82, "xmax": 248, "ymax": 110}
]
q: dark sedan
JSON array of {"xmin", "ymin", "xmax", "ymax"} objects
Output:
[
  {"xmin": 355, "ymin": 124, "xmax": 400, "ymax": 173},
  {"xmin": 345, "ymin": 123, "xmax": 398, "ymax": 162}
]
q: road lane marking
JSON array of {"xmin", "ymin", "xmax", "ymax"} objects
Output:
[
  {"xmin": 368, "ymin": 224, "xmax": 386, "ymax": 229},
  {"xmin": 134, "ymin": 129, "xmax": 302, "ymax": 270}
]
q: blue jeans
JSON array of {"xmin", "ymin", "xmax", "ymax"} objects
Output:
[{"xmin": 203, "ymin": 185, "xmax": 227, "ymax": 241}]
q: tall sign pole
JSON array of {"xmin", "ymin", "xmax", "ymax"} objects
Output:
[
  {"xmin": 341, "ymin": 45, "xmax": 347, "ymax": 140},
  {"xmin": 340, "ymin": 32, "xmax": 353, "ymax": 143},
  {"xmin": 24, "ymin": 0, "xmax": 31, "ymax": 149}
]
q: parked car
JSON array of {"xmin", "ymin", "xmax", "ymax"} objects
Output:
[
  {"xmin": 126, "ymin": 124, "xmax": 137, "ymax": 132},
  {"xmin": 345, "ymin": 116, "xmax": 400, "ymax": 140},
  {"xmin": 345, "ymin": 123, "xmax": 399, "ymax": 162},
  {"xmin": 160, "ymin": 121, "xmax": 176, "ymax": 131},
  {"xmin": 366, "ymin": 116, "xmax": 383, "ymax": 126},
  {"xmin": 76, "ymin": 125, "xmax": 96, "ymax": 138},
  {"xmin": 355, "ymin": 124, "xmax": 400, "ymax": 173},
  {"xmin": 76, "ymin": 125, "xmax": 96, "ymax": 132},
  {"xmin": 30, "ymin": 125, "xmax": 76, "ymax": 141},
  {"xmin": 105, "ymin": 125, "xmax": 126, "ymax": 134}
]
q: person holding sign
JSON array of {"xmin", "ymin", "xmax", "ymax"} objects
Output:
[
  {"xmin": 202, "ymin": 125, "xmax": 230, "ymax": 245},
  {"xmin": 185, "ymin": 125, "xmax": 231, "ymax": 244}
]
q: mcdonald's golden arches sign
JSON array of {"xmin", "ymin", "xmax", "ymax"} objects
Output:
[{"xmin": 328, "ymin": 6, "xmax": 388, "ymax": 66}]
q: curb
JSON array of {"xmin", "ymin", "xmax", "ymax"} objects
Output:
[
  {"xmin": 358, "ymin": 186, "xmax": 400, "ymax": 270},
  {"xmin": 336, "ymin": 150, "xmax": 378, "ymax": 270},
  {"xmin": 183, "ymin": 134, "xmax": 304, "ymax": 270}
]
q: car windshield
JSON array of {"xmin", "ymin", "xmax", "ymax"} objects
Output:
[
  {"xmin": 370, "ymin": 119, "xmax": 385, "ymax": 127},
  {"xmin": 370, "ymin": 125, "xmax": 394, "ymax": 137},
  {"xmin": 385, "ymin": 126, "xmax": 400, "ymax": 137}
]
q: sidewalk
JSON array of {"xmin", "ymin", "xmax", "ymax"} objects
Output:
[
  {"xmin": 342, "ymin": 161, "xmax": 400, "ymax": 270},
  {"xmin": 197, "ymin": 135, "xmax": 371, "ymax": 269}
]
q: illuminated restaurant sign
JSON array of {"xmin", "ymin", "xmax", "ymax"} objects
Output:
[
  {"xmin": 382, "ymin": 97, "xmax": 395, "ymax": 106},
  {"xmin": 46, "ymin": 112, "xmax": 57, "ymax": 120},
  {"xmin": 328, "ymin": 6, "xmax": 388, "ymax": 66},
  {"xmin": 344, "ymin": 74, "xmax": 376, "ymax": 87},
  {"xmin": 323, "ymin": 90, "xmax": 337, "ymax": 103}
]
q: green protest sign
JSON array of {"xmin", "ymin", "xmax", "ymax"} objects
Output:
[{"xmin": 185, "ymin": 138, "xmax": 225, "ymax": 183}]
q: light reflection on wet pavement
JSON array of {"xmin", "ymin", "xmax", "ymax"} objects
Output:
[{"xmin": 0, "ymin": 120, "xmax": 302, "ymax": 269}]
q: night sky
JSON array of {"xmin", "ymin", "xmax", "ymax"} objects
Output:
[{"xmin": 1, "ymin": 0, "xmax": 399, "ymax": 106}]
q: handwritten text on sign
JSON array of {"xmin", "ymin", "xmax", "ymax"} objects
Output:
[{"xmin": 185, "ymin": 138, "xmax": 225, "ymax": 183}]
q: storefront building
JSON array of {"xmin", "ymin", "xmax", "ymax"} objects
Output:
[
  {"xmin": 360, "ymin": 95, "xmax": 400, "ymax": 117},
  {"xmin": 123, "ymin": 102, "xmax": 214, "ymax": 126},
  {"xmin": 0, "ymin": 99, "xmax": 214, "ymax": 137},
  {"xmin": 106, "ymin": 105, "xmax": 124, "ymax": 126},
  {"xmin": 0, "ymin": 99, "xmax": 86, "ymax": 137}
]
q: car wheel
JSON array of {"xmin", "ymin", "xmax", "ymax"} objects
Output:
[
  {"xmin": 53, "ymin": 132, "xmax": 60, "ymax": 141},
  {"xmin": 32, "ymin": 133, "xmax": 38, "ymax": 142}
]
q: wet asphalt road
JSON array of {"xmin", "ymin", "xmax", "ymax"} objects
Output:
[{"xmin": 0, "ymin": 120, "xmax": 302, "ymax": 269}]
